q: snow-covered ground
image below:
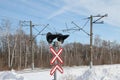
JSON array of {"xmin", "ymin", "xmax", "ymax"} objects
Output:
[{"xmin": 0, "ymin": 64, "xmax": 120, "ymax": 80}]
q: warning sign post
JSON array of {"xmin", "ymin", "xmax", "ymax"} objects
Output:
[{"xmin": 46, "ymin": 32, "xmax": 69, "ymax": 80}]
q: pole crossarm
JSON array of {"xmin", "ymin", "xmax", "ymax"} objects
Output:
[{"xmin": 92, "ymin": 14, "xmax": 108, "ymax": 23}]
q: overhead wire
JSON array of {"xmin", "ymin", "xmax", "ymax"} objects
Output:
[
  {"xmin": 71, "ymin": 21, "xmax": 90, "ymax": 36},
  {"xmin": 32, "ymin": 24, "xmax": 49, "ymax": 40},
  {"xmin": 82, "ymin": 19, "xmax": 89, "ymax": 29}
]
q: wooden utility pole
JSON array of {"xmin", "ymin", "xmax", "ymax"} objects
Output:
[
  {"xmin": 21, "ymin": 20, "xmax": 34, "ymax": 69},
  {"xmin": 30, "ymin": 21, "xmax": 34, "ymax": 70},
  {"xmin": 90, "ymin": 15, "xmax": 93, "ymax": 68},
  {"xmin": 19, "ymin": 21, "xmax": 22, "ymax": 70},
  {"xmin": 62, "ymin": 14, "xmax": 108, "ymax": 69},
  {"xmin": 40, "ymin": 41, "xmax": 43, "ymax": 66},
  {"xmin": 21, "ymin": 21, "xmax": 48, "ymax": 70},
  {"xmin": 89, "ymin": 14, "xmax": 108, "ymax": 68}
]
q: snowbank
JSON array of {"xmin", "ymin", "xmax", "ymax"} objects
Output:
[
  {"xmin": 0, "ymin": 64, "xmax": 120, "ymax": 80},
  {"xmin": 76, "ymin": 68, "xmax": 97, "ymax": 80},
  {"xmin": 76, "ymin": 66, "xmax": 120, "ymax": 80},
  {"xmin": 0, "ymin": 70, "xmax": 24, "ymax": 80}
]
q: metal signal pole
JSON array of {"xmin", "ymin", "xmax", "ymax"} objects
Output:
[
  {"xmin": 53, "ymin": 42, "xmax": 57, "ymax": 80},
  {"xmin": 53, "ymin": 41, "xmax": 58, "ymax": 80},
  {"xmin": 52, "ymin": 41, "xmax": 62, "ymax": 80}
]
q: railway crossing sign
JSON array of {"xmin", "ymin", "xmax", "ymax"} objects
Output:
[
  {"xmin": 46, "ymin": 32, "xmax": 69, "ymax": 80},
  {"xmin": 50, "ymin": 47, "xmax": 63, "ymax": 65},
  {"xmin": 50, "ymin": 46, "xmax": 63, "ymax": 75}
]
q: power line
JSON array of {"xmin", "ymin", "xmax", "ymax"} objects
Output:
[
  {"xmin": 32, "ymin": 24, "xmax": 49, "ymax": 40},
  {"xmin": 71, "ymin": 21, "xmax": 90, "ymax": 36},
  {"xmin": 62, "ymin": 19, "xmax": 90, "ymax": 36},
  {"xmin": 82, "ymin": 19, "xmax": 89, "ymax": 29}
]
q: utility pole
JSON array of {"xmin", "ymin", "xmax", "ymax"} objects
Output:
[
  {"xmin": 90, "ymin": 15, "xmax": 93, "ymax": 68},
  {"xmin": 19, "ymin": 21, "xmax": 22, "ymax": 70},
  {"xmin": 30, "ymin": 21, "xmax": 34, "ymax": 70},
  {"xmin": 62, "ymin": 14, "xmax": 108, "ymax": 68},
  {"xmin": 21, "ymin": 21, "xmax": 48, "ymax": 70},
  {"xmin": 22, "ymin": 20, "xmax": 34, "ymax": 70},
  {"xmin": 89, "ymin": 14, "xmax": 108, "ymax": 68}
]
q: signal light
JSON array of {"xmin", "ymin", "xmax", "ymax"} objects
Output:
[
  {"xmin": 46, "ymin": 32, "xmax": 57, "ymax": 44},
  {"xmin": 57, "ymin": 34, "xmax": 69, "ymax": 43},
  {"xmin": 46, "ymin": 32, "xmax": 69, "ymax": 44}
]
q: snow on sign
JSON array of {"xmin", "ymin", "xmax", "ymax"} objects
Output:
[{"xmin": 50, "ymin": 46, "xmax": 63, "ymax": 75}]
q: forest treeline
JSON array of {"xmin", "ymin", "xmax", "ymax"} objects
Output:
[{"xmin": 0, "ymin": 20, "xmax": 120, "ymax": 70}]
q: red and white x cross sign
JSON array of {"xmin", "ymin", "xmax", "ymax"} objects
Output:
[
  {"xmin": 50, "ymin": 46, "xmax": 63, "ymax": 75},
  {"xmin": 50, "ymin": 47, "xmax": 63, "ymax": 65}
]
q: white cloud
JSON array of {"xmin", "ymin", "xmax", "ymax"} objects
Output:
[
  {"xmin": 48, "ymin": 0, "xmax": 120, "ymax": 27},
  {"xmin": 47, "ymin": 6, "xmax": 69, "ymax": 19}
]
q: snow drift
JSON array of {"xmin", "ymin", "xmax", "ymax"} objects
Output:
[
  {"xmin": 76, "ymin": 66, "xmax": 120, "ymax": 80},
  {"xmin": 0, "ymin": 70, "xmax": 24, "ymax": 80},
  {"xmin": 0, "ymin": 64, "xmax": 120, "ymax": 80}
]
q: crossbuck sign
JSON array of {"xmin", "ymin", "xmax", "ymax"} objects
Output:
[{"xmin": 50, "ymin": 46, "xmax": 63, "ymax": 75}]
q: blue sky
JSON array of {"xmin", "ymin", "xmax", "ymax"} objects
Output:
[{"xmin": 0, "ymin": 0, "xmax": 120, "ymax": 44}]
